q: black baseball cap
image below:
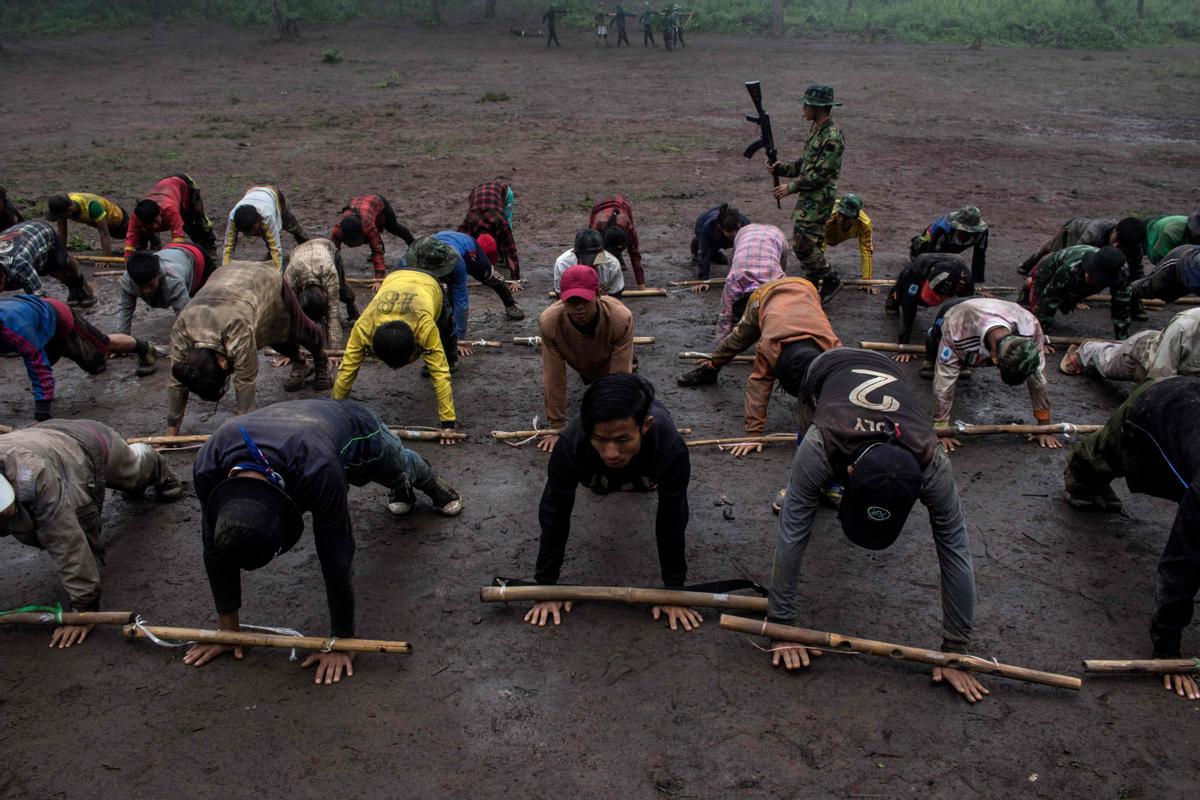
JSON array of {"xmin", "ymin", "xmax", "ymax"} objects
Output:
[
  {"xmin": 838, "ymin": 442, "xmax": 922, "ymax": 550},
  {"xmin": 573, "ymin": 229, "xmax": 605, "ymax": 266},
  {"xmin": 203, "ymin": 477, "xmax": 303, "ymax": 571}
]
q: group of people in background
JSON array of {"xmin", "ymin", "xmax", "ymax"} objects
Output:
[
  {"xmin": 538, "ymin": 2, "xmax": 692, "ymax": 50},
  {"xmin": 1, "ymin": 76, "xmax": 1199, "ymax": 701}
]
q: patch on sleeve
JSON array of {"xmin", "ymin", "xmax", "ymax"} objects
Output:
[
  {"xmin": 938, "ymin": 345, "xmax": 954, "ymax": 364},
  {"xmin": 15, "ymin": 466, "xmax": 36, "ymax": 503}
]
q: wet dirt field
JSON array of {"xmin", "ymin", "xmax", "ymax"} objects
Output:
[{"xmin": 1, "ymin": 19, "xmax": 1199, "ymax": 799}]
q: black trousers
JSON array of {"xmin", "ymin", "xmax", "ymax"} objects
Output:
[
  {"xmin": 379, "ymin": 198, "xmax": 415, "ymax": 245},
  {"xmin": 547, "ymin": 27, "xmax": 559, "ymax": 46},
  {"xmin": 437, "ymin": 291, "xmax": 458, "ymax": 367},
  {"xmin": 643, "ymin": 27, "xmax": 655, "ymax": 45},
  {"xmin": 616, "ymin": 27, "xmax": 630, "ymax": 46}
]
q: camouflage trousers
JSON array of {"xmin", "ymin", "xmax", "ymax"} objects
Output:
[{"xmin": 792, "ymin": 220, "xmax": 830, "ymax": 281}]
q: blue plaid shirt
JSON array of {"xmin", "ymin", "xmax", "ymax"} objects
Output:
[{"xmin": 0, "ymin": 221, "xmax": 62, "ymax": 295}]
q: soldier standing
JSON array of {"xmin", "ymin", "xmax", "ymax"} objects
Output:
[{"xmin": 769, "ymin": 85, "xmax": 845, "ymax": 303}]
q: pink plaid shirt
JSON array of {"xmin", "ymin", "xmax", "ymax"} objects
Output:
[{"xmin": 716, "ymin": 224, "xmax": 788, "ymax": 342}]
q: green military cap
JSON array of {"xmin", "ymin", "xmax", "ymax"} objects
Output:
[
  {"xmin": 996, "ymin": 335, "xmax": 1041, "ymax": 386},
  {"xmin": 834, "ymin": 193, "xmax": 863, "ymax": 217},
  {"xmin": 948, "ymin": 205, "xmax": 986, "ymax": 233},
  {"xmin": 801, "ymin": 85, "xmax": 840, "ymax": 107},
  {"xmin": 406, "ymin": 237, "xmax": 459, "ymax": 279}
]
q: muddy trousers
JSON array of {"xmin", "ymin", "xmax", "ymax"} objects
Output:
[
  {"xmin": 792, "ymin": 220, "xmax": 832, "ymax": 282},
  {"xmin": 1062, "ymin": 379, "xmax": 1200, "ymax": 657},
  {"xmin": 340, "ymin": 410, "xmax": 437, "ymax": 494},
  {"xmin": 1076, "ymin": 331, "xmax": 1158, "ymax": 382}
]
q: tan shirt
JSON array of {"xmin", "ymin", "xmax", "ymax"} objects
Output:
[
  {"xmin": 537, "ymin": 297, "xmax": 634, "ymax": 428},
  {"xmin": 285, "ymin": 238, "xmax": 343, "ymax": 346},
  {"xmin": 167, "ymin": 260, "xmax": 290, "ymax": 425}
]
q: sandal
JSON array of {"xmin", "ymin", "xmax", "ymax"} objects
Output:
[{"xmin": 1059, "ymin": 344, "xmax": 1085, "ymax": 376}]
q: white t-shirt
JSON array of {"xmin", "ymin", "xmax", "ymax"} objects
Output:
[{"xmin": 553, "ymin": 248, "xmax": 625, "ymax": 296}]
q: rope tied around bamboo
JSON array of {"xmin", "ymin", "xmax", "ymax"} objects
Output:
[
  {"xmin": 719, "ymin": 615, "xmax": 1080, "ymax": 690},
  {"xmin": 512, "ymin": 336, "xmax": 655, "ymax": 347},
  {"xmin": 123, "ymin": 619, "xmax": 412, "ymax": 655},
  {"xmin": 480, "ymin": 583, "xmax": 768, "ymax": 612},
  {"xmin": 0, "ymin": 602, "xmax": 133, "ymax": 626}
]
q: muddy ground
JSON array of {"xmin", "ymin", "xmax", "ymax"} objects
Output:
[{"xmin": 1, "ymin": 18, "xmax": 1199, "ymax": 800}]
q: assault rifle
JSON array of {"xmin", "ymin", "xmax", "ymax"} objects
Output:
[{"xmin": 742, "ymin": 80, "xmax": 780, "ymax": 209}]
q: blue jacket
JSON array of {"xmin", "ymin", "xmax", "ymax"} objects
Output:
[
  {"xmin": 432, "ymin": 230, "xmax": 481, "ymax": 338},
  {"xmin": 0, "ymin": 294, "xmax": 61, "ymax": 402}
]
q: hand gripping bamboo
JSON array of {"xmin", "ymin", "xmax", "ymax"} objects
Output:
[
  {"xmin": 481, "ymin": 584, "xmax": 768, "ymax": 612},
  {"xmin": 719, "ymin": 616, "xmax": 1080, "ymax": 690},
  {"xmin": 123, "ymin": 624, "xmax": 411, "ymax": 654},
  {"xmin": 1, "ymin": 611, "xmax": 133, "ymax": 626},
  {"xmin": 1082, "ymin": 658, "xmax": 1200, "ymax": 674}
]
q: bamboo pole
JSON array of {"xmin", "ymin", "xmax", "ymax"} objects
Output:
[
  {"xmin": 481, "ymin": 584, "xmax": 767, "ymax": 612},
  {"xmin": 547, "ymin": 288, "xmax": 667, "ymax": 298},
  {"xmin": 77, "ymin": 255, "xmax": 125, "ymax": 264},
  {"xmin": 265, "ymin": 343, "xmax": 500, "ymax": 358},
  {"xmin": 678, "ymin": 351, "xmax": 755, "ymax": 363},
  {"xmin": 1083, "ymin": 294, "xmax": 1172, "ymax": 307},
  {"xmin": 669, "ymin": 279, "xmax": 725, "ymax": 287},
  {"xmin": 1083, "ymin": 658, "xmax": 1199, "ymax": 674},
  {"xmin": 861, "ymin": 337, "xmax": 1113, "ymax": 354},
  {"xmin": 127, "ymin": 427, "xmax": 468, "ymax": 447},
  {"xmin": 686, "ymin": 434, "xmax": 795, "ymax": 447},
  {"xmin": 1, "ymin": 611, "xmax": 133, "ymax": 626},
  {"xmin": 492, "ymin": 426, "xmax": 692, "ymax": 441},
  {"xmin": 123, "ymin": 624, "xmax": 411, "ymax": 654},
  {"xmin": 686, "ymin": 424, "xmax": 1100, "ymax": 449},
  {"xmin": 720, "ymin": 615, "xmax": 1080, "ymax": 690},
  {"xmin": 512, "ymin": 336, "xmax": 655, "ymax": 346}
]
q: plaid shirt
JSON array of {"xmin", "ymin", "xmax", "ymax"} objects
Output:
[
  {"xmin": 467, "ymin": 182, "xmax": 510, "ymax": 213},
  {"xmin": 0, "ymin": 220, "xmax": 62, "ymax": 295},
  {"xmin": 329, "ymin": 195, "xmax": 388, "ymax": 277},
  {"xmin": 716, "ymin": 224, "xmax": 788, "ymax": 341},
  {"xmin": 459, "ymin": 207, "xmax": 520, "ymax": 278},
  {"xmin": 589, "ymin": 195, "xmax": 644, "ymax": 285}
]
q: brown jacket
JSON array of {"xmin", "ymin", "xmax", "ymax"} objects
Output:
[
  {"xmin": 538, "ymin": 297, "xmax": 634, "ymax": 428},
  {"xmin": 709, "ymin": 277, "xmax": 841, "ymax": 433},
  {"xmin": 167, "ymin": 260, "xmax": 291, "ymax": 426},
  {"xmin": 285, "ymin": 238, "xmax": 343, "ymax": 346}
]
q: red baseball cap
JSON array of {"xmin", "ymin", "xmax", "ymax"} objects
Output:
[
  {"xmin": 560, "ymin": 264, "xmax": 600, "ymax": 302},
  {"xmin": 475, "ymin": 233, "xmax": 499, "ymax": 263}
]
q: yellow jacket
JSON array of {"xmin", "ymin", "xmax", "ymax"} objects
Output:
[
  {"xmin": 333, "ymin": 270, "xmax": 455, "ymax": 424},
  {"xmin": 823, "ymin": 210, "xmax": 873, "ymax": 280}
]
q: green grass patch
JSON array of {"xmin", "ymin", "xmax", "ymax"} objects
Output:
[
  {"xmin": 477, "ymin": 91, "xmax": 511, "ymax": 103},
  {"xmin": 321, "ymin": 47, "xmax": 343, "ymax": 64}
]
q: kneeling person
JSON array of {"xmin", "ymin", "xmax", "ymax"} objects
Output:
[
  {"xmin": 527, "ymin": 374, "xmax": 698, "ymax": 631},
  {"xmin": 769, "ymin": 348, "xmax": 985, "ymax": 703},
  {"xmin": 183, "ymin": 399, "xmax": 461, "ymax": 684},
  {"xmin": 0, "ymin": 419, "xmax": 182, "ymax": 647}
]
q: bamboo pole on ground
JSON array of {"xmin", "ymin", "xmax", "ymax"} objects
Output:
[
  {"xmin": 512, "ymin": 336, "xmax": 655, "ymax": 346},
  {"xmin": 547, "ymin": 288, "xmax": 667, "ymax": 298},
  {"xmin": 265, "ymin": 343, "xmax": 500, "ymax": 359},
  {"xmin": 719, "ymin": 615, "xmax": 1080, "ymax": 690},
  {"xmin": 685, "ymin": 424, "xmax": 1101, "ymax": 449},
  {"xmin": 678, "ymin": 351, "xmax": 755, "ymax": 363},
  {"xmin": 1, "ymin": 611, "xmax": 133, "ymax": 626},
  {"xmin": 1083, "ymin": 658, "xmax": 1200, "ymax": 675},
  {"xmin": 492, "ymin": 426, "xmax": 691, "ymax": 441},
  {"xmin": 123, "ymin": 624, "xmax": 411, "ymax": 654},
  {"xmin": 1083, "ymin": 294, "xmax": 1177, "ymax": 307},
  {"xmin": 669, "ymin": 279, "xmax": 725, "ymax": 287},
  {"xmin": 127, "ymin": 427, "xmax": 468, "ymax": 447},
  {"xmin": 480, "ymin": 584, "xmax": 768, "ymax": 612},
  {"xmin": 77, "ymin": 255, "xmax": 125, "ymax": 264},
  {"xmin": 862, "ymin": 339, "xmax": 1113, "ymax": 354}
]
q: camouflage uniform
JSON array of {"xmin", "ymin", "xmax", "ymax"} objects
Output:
[
  {"xmin": 774, "ymin": 88, "xmax": 844, "ymax": 292},
  {"xmin": 1028, "ymin": 244, "xmax": 1131, "ymax": 340}
]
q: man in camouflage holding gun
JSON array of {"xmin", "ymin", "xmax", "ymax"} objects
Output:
[{"xmin": 767, "ymin": 85, "xmax": 846, "ymax": 304}]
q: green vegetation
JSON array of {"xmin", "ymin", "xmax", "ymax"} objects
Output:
[
  {"xmin": 1, "ymin": 0, "xmax": 1196, "ymax": 49},
  {"xmin": 321, "ymin": 47, "xmax": 343, "ymax": 63},
  {"xmin": 476, "ymin": 90, "xmax": 511, "ymax": 103}
]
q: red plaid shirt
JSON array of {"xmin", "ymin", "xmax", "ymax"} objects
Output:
[
  {"xmin": 329, "ymin": 195, "xmax": 388, "ymax": 277},
  {"xmin": 589, "ymin": 195, "xmax": 644, "ymax": 286},
  {"xmin": 460, "ymin": 207, "xmax": 519, "ymax": 278},
  {"xmin": 467, "ymin": 182, "xmax": 509, "ymax": 213}
]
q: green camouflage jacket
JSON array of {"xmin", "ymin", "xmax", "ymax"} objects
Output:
[
  {"xmin": 775, "ymin": 119, "xmax": 844, "ymax": 225},
  {"xmin": 1033, "ymin": 244, "xmax": 1131, "ymax": 339}
]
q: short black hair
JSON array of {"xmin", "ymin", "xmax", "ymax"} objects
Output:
[
  {"xmin": 134, "ymin": 199, "xmax": 161, "ymax": 225},
  {"xmin": 602, "ymin": 226, "xmax": 628, "ymax": 254},
  {"xmin": 232, "ymin": 204, "xmax": 262, "ymax": 234},
  {"xmin": 716, "ymin": 203, "xmax": 744, "ymax": 233},
  {"xmin": 171, "ymin": 348, "xmax": 230, "ymax": 402},
  {"xmin": 1115, "ymin": 217, "xmax": 1146, "ymax": 247},
  {"xmin": 298, "ymin": 286, "xmax": 329, "ymax": 323},
  {"xmin": 580, "ymin": 373, "xmax": 655, "ymax": 435},
  {"xmin": 372, "ymin": 320, "xmax": 417, "ymax": 368},
  {"xmin": 339, "ymin": 214, "xmax": 364, "ymax": 245},
  {"xmin": 126, "ymin": 252, "xmax": 161, "ymax": 286},
  {"xmin": 46, "ymin": 194, "xmax": 72, "ymax": 220}
]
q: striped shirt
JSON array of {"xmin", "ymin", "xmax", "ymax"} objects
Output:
[{"xmin": 716, "ymin": 224, "xmax": 788, "ymax": 341}]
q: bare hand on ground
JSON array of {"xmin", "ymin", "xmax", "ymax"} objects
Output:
[
  {"xmin": 1031, "ymin": 433, "xmax": 1062, "ymax": 449},
  {"xmin": 1075, "ymin": 302, "xmax": 1089, "ymax": 311},
  {"xmin": 506, "ymin": 281, "xmax": 524, "ymax": 293},
  {"xmin": 939, "ymin": 436, "xmax": 963, "ymax": 453},
  {"xmin": 1042, "ymin": 342, "xmax": 1055, "ymax": 355},
  {"xmin": 271, "ymin": 356, "xmax": 290, "ymax": 368},
  {"xmin": 537, "ymin": 434, "xmax": 560, "ymax": 453},
  {"xmin": 860, "ymin": 285, "xmax": 880, "ymax": 295},
  {"xmin": 690, "ymin": 284, "xmax": 710, "ymax": 293},
  {"xmin": 439, "ymin": 429, "xmax": 458, "ymax": 446},
  {"xmin": 49, "ymin": 624, "xmax": 94, "ymax": 648},
  {"xmin": 372, "ymin": 279, "xmax": 383, "ymax": 293},
  {"xmin": 302, "ymin": 651, "xmax": 354, "ymax": 685},
  {"xmin": 894, "ymin": 353, "xmax": 915, "ymax": 363},
  {"xmin": 524, "ymin": 600, "xmax": 572, "ymax": 626},
  {"xmin": 728, "ymin": 442, "xmax": 763, "ymax": 458},
  {"xmin": 932, "ymin": 666, "xmax": 991, "ymax": 703},
  {"xmin": 1162, "ymin": 672, "xmax": 1200, "ymax": 701},
  {"xmin": 651, "ymin": 605, "xmax": 703, "ymax": 631},
  {"xmin": 771, "ymin": 642, "xmax": 823, "ymax": 670},
  {"xmin": 457, "ymin": 343, "xmax": 473, "ymax": 358},
  {"xmin": 182, "ymin": 643, "xmax": 244, "ymax": 667}
]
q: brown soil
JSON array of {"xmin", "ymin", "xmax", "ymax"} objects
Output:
[{"xmin": 1, "ymin": 19, "xmax": 1198, "ymax": 800}]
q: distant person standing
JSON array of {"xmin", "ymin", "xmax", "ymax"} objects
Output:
[
  {"xmin": 542, "ymin": 5, "xmax": 562, "ymax": 47},
  {"xmin": 671, "ymin": 5, "xmax": 692, "ymax": 47},
  {"xmin": 769, "ymin": 85, "xmax": 846, "ymax": 303},
  {"xmin": 595, "ymin": 4, "xmax": 610, "ymax": 45},
  {"xmin": 639, "ymin": 2, "xmax": 657, "ymax": 46},
  {"xmin": 611, "ymin": 4, "xmax": 636, "ymax": 46}
]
